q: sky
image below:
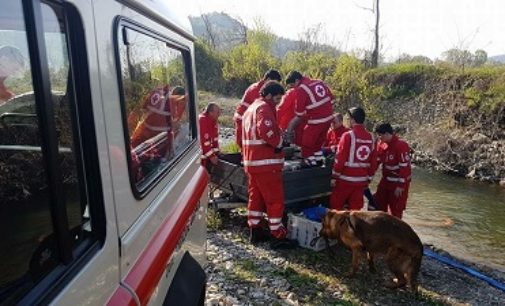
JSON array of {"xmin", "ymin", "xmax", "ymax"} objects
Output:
[{"xmin": 175, "ymin": 0, "xmax": 505, "ymax": 60}]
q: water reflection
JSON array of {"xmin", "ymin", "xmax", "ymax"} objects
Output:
[{"xmin": 397, "ymin": 167, "xmax": 505, "ymax": 271}]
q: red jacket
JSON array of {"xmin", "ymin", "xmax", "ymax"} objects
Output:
[
  {"xmin": 130, "ymin": 85, "xmax": 173, "ymax": 149},
  {"xmin": 323, "ymin": 125, "xmax": 349, "ymax": 153},
  {"xmin": 199, "ymin": 112, "xmax": 219, "ymax": 160},
  {"xmin": 142, "ymin": 85, "xmax": 172, "ymax": 133},
  {"xmin": 242, "ymin": 98, "xmax": 284, "ymax": 173},
  {"xmin": 332, "ymin": 124, "xmax": 376, "ymax": 186},
  {"xmin": 234, "ymin": 80, "xmax": 264, "ymax": 147},
  {"xmin": 277, "ymin": 88, "xmax": 296, "ymax": 130},
  {"xmin": 170, "ymin": 94, "xmax": 187, "ymax": 123},
  {"xmin": 294, "ymin": 77, "xmax": 334, "ymax": 125},
  {"xmin": 234, "ymin": 80, "xmax": 264, "ymax": 124},
  {"xmin": 376, "ymin": 135, "xmax": 411, "ymax": 188}
]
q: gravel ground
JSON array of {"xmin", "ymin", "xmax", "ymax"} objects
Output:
[{"xmin": 204, "ymin": 210, "xmax": 505, "ymax": 306}]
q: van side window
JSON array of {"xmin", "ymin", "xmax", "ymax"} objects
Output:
[
  {"xmin": 117, "ymin": 25, "xmax": 193, "ymax": 191},
  {"xmin": 0, "ymin": 1, "xmax": 102, "ymax": 304}
]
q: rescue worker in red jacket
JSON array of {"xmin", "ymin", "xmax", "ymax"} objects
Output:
[
  {"xmin": 285, "ymin": 71, "xmax": 335, "ymax": 166},
  {"xmin": 330, "ymin": 107, "xmax": 377, "ymax": 210},
  {"xmin": 130, "ymin": 85, "xmax": 174, "ymax": 159},
  {"xmin": 169, "ymin": 86, "xmax": 188, "ymax": 139},
  {"xmin": 234, "ymin": 69, "xmax": 282, "ymax": 148},
  {"xmin": 0, "ymin": 46, "xmax": 25, "ymax": 103},
  {"xmin": 242, "ymin": 81, "xmax": 291, "ymax": 247},
  {"xmin": 277, "ymin": 86, "xmax": 305, "ymax": 146},
  {"xmin": 322, "ymin": 113, "xmax": 348, "ymax": 155},
  {"xmin": 373, "ymin": 123, "xmax": 412, "ymax": 219},
  {"xmin": 199, "ymin": 102, "xmax": 220, "ymax": 171}
]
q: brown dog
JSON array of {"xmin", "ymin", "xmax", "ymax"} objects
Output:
[{"xmin": 319, "ymin": 210, "xmax": 423, "ymax": 292}]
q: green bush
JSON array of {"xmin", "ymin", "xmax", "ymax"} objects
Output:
[
  {"xmin": 363, "ymin": 63, "xmax": 444, "ymax": 99},
  {"xmin": 194, "ymin": 40, "xmax": 226, "ymax": 93},
  {"xmin": 222, "ymin": 43, "xmax": 280, "ymax": 96},
  {"xmin": 281, "ymin": 51, "xmax": 339, "ymax": 81},
  {"xmin": 464, "ymin": 71, "xmax": 505, "ymax": 112}
]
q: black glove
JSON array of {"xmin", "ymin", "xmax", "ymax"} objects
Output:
[{"xmin": 274, "ymin": 147, "xmax": 282, "ymax": 153}]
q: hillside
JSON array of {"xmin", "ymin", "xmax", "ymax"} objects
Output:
[
  {"xmin": 189, "ymin": 12, "xmax": 340, "ymax": 58},
  {"xmin": 490, "ymin": 54, "xmax": 505, "ymax": 63}
]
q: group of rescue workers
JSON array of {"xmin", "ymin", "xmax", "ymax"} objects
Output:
[{"xmin": 199, "ymin": 69, "xmax": 412, "ymax": 248}]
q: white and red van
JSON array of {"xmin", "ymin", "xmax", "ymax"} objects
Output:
[{"xmin": 0, "ymin": 0, "xmax": 208, "ymax": 305}]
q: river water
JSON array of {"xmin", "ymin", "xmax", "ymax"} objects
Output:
[{"xmin": 395, "ymin": 167, "xmax": 505, "ymax": 272}]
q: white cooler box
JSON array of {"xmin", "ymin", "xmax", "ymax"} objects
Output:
[{"xmin": 287, "ymin": 213, "xmax": 337, "ymax": 251}]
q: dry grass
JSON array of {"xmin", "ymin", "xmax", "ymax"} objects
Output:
[{"xmin": 198, "ymin": 91, "xmax": 238, "ymax": 128}]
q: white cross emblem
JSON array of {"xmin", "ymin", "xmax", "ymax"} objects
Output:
[
  {"xmin": 150, "ymin": 92, "xmax": 161, "ymax": 105},
  {"xmin": 356, "ymin": 145, "xmax": 371, "ymax": 161},
  {"xmin": 315, "ymin": 84, "xmax": 326, "ymax": 98}
]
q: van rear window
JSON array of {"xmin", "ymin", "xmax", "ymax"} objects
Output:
[{"xmin": 116, "ymin": 24, "xmax": 194, "ymax": 193}]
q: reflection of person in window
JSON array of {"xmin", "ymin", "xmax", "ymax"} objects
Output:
[
  {"xmin": 130, "ymin": 85, "xmax": 174, "ymax": 160},
  {"xmin": 0, "ymin": 46, "xmax": 25, "ymax": 104},
  {"xmin": 169, "ymin": 86, "xmax": 187, "ymax": 139}
]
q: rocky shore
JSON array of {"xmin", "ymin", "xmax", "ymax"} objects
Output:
[
  {"xmin": 406, "ymin": 128, "xmax": 505, "ymax": 186},
  {"xmin": 204, "ymin": 210, "xmax": 505, "ymax": 306}
]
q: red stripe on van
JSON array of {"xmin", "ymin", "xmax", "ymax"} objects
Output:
[
  {"xmin": 107, "ymin": 285, "xmax": 137, "ymax": 306},
  {"xmin": 124, "ymin": 166, "xmax": 208, "ymax": 305}
]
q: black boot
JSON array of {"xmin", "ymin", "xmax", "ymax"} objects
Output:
[{"xmin": 249, "ymin": 227, "xmax": 270, "ymax": 244}]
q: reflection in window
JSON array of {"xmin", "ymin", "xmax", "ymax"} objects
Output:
[
  {"xmin": 0, "ymin": 1, "xmax": 92, "ymax": 303},
  {"xmin": 118, "ymin": 27, "xmax": 192, "ymax": 188}
]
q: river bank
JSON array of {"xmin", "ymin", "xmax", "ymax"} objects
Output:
[
  {"xmin": 205, "ymin": 210, "xmax": 505, "ymax": 306},
  {"xmin": 405, "ymin": 126, "xmax": 505, "ymax": 185}
]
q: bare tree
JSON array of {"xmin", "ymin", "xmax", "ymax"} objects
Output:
[
  {"xmin": 235, "ymin": 16, "xmax": 248, "ymax": 44},
  {"xmin": 354, "ymin": 0, "xmax": 380, "ymax": 67},
  {"xmin": 297, "ymin": 23, "xmax": 324, "ymax": 53},
  {"xmin": 218, "ymin": 15, "xmax": 248, "ymax": 47},
  {"xmin": 201, "ymin": 14, "xmax": 217, "ymax": 49},
  {"xmin": 371, "ymin": 0, "xmax": 380, "ymax": 68}
]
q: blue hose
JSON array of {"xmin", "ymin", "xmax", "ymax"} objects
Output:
[{"xmin": 423, "ymin": 248, "xmax": 505, "ymax": 293}]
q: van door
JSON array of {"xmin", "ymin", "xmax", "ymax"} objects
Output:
[
  {"xmin": 92, "ymin": 1, "xmax": 207, "ymax": 304},
  {"xmin": 0, "ymin": 1, "xmax": 119, "ymax": 305}
]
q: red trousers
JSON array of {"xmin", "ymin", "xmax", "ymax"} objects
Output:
[
  {"xmin": 301, "ymin": 122, "xmax": 331, "ymax": 158},
  {"xmin": 373, "ymin": 179, "xmax": 410, "ymax": 219},
  {"xmin": 246, "ymin": 171, "xmax": 285, "ymax": 234},
  {"xmin": 294, "ymin": 121, "xmax": 306, "ymax": 147},
  {"xmin": 330, "ymin": 181, "xmax": 366, "ymax": 210}
]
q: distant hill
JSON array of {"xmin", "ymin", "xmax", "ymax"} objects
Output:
[
  {"xmin": 189, "ymin": 12, "xmax": 340, "ymax": 58},
  {"xmin": 189, "ymin": 12, "xmax": 246, "ymax": 50},
  {"xmin": 489, "ymin": 54, "xmax": 505, "ymax": 63}
]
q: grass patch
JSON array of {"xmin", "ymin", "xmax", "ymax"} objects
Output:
[
  {"xmin": 277, "ymin": 266, "xmax": 320, "ymax": 288},
  {"xmin": 218, "ymin": 115, "xmax": 234, "ymax": 128},
  {"xmin": 207, "ymin": 208, "xmax": 223, "ymax": 231},
  {"xmin": 224, "ymin": 259, "xmax": 259, "ymax": 283},
  {"xmin": 232, "ymin": 264, "xmax": 257, "ymax": 283},
  {"xmin": 270, "ymin": 259, "xmax": 361, "ymax": 305},
  {"xmin": 240, "ymin": 259, "xmax": 259, "ymax": 272},
  {"xmin": 220, "ymin": 141, "xmax": 241, "ymax": 153},
  {"xmin": 414, "ymin": 289, "xmax": 450, "ymax": 306}
]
